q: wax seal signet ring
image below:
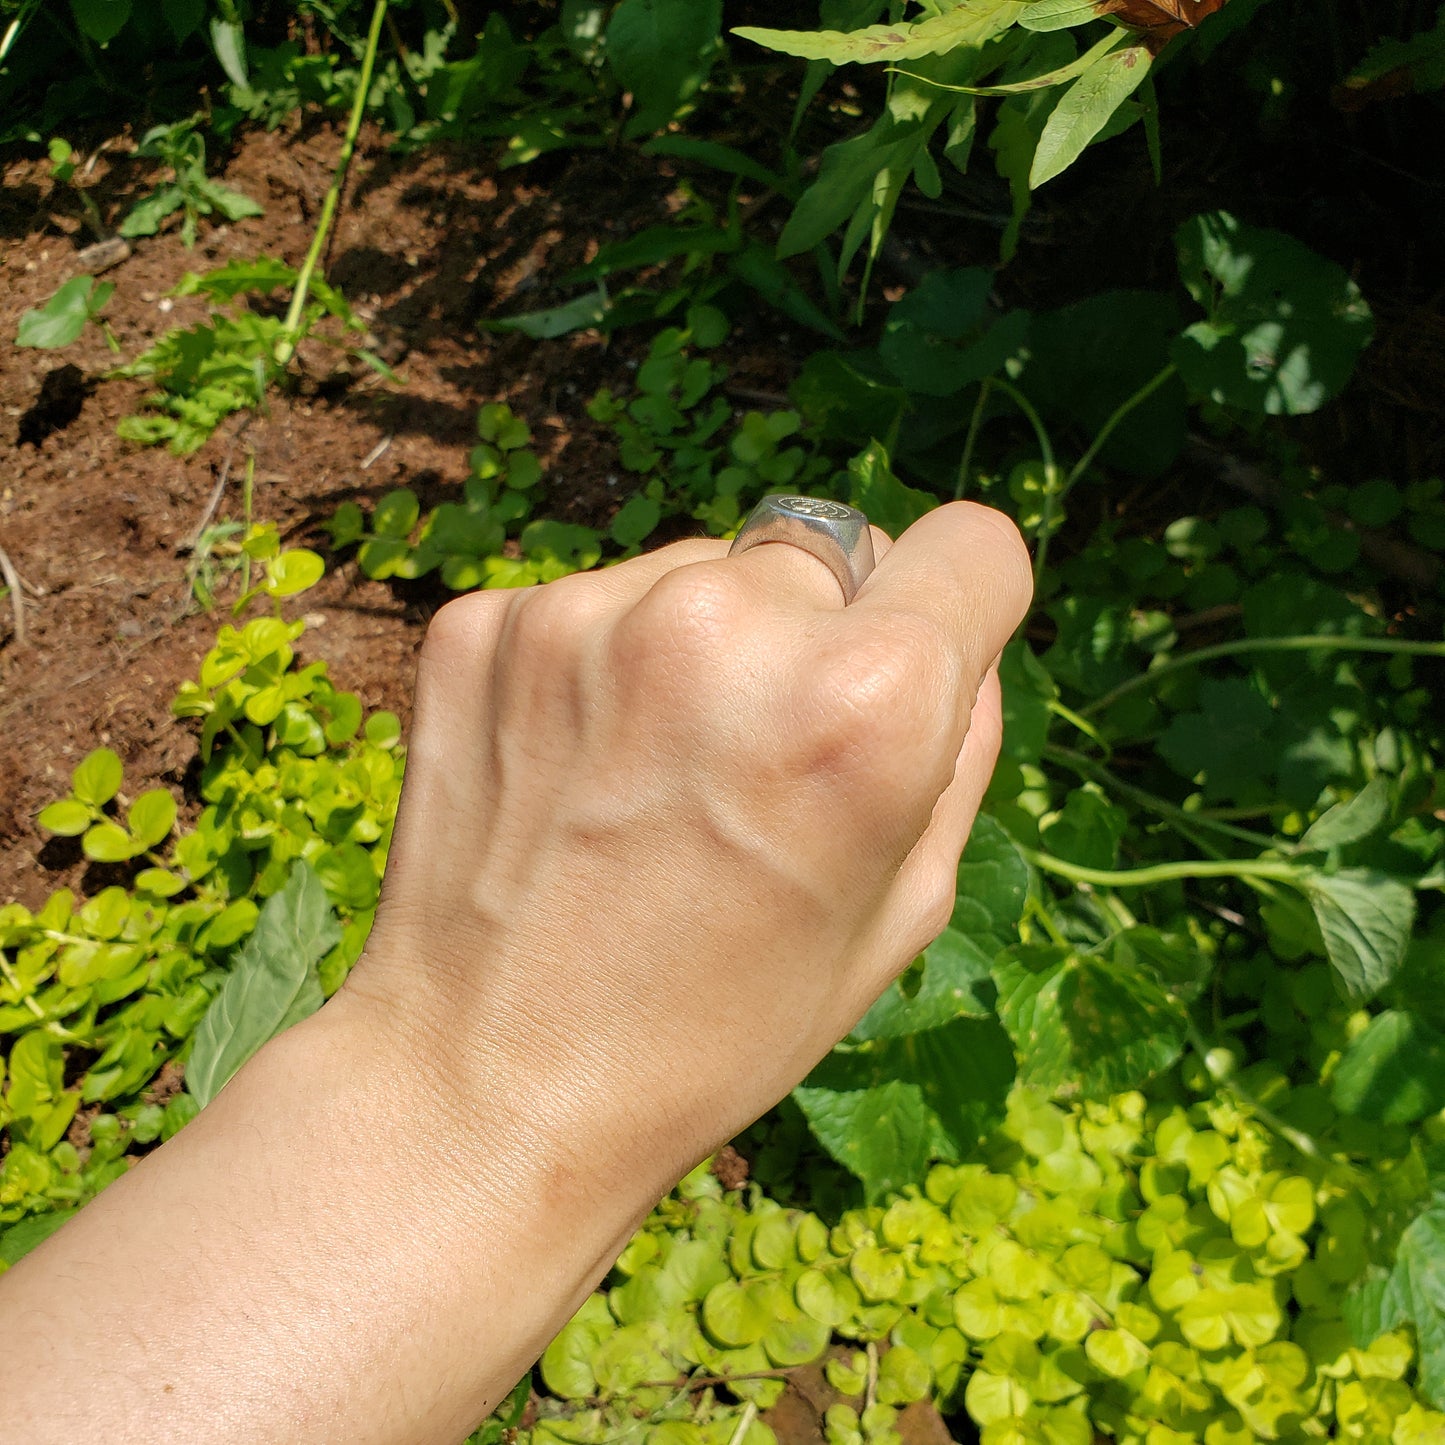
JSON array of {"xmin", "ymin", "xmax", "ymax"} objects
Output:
[{"xmin": 727, "ymin": 495, "xmax": 876, "ymax": 605}]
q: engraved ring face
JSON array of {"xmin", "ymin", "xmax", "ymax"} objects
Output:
[
  {"xmin": 727, "ymin": 493, "xmax": 876, "ymax": 604},
  {"xmin": 774, "ymin": 496, "xmax": 854, "ymax": 522}
]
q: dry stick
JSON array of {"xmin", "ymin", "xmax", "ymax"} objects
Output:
[
  {"xmin": 180, "ymin": 416, "xmax": 255, "ymax": 553},
  {"xmin": 0, "ymin": 540, "xmax": 27, "ymax": 646},
  {"xmin": 274, "ymin": 0, "xmax": 389, "ymax": 370}
]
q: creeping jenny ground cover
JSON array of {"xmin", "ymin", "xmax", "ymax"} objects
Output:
[{"xmin": 3, "ymin": 1, "xmax": 1445, "ymax": 1442}]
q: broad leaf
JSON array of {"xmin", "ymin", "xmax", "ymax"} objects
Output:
[
  {"xmin": 854, "ymin": 815, "xmax": 1025, "ymax": 1041},
  {"xmin": 1030, "ymin": 42, "xmax": 1152, "ymax": 187},
  {"xmin": 798, "ymin": 1017, "xmax": 1015, "ymax": 1201},
  {"xmin": 1299, "ymin": 868, "xmax": 1415, "ymax": 1002},
  {"xmin": 1172, "ymin": 211, "xmax": 1374, "ymax": 415},
  {"xmin": 186, "ymin": 860, "xmax": 341, "ymax": 1107},
  {"xmin": 16, "ymin": 277, "xmax": 114, "ymax": 349},
  {"xmin": 736, "ymin": 0, "xmax": 1025, "ymax": 65},
  {"xmin": 71, "ymin": 0, "xmax": 132, "ymax": 45},
  {"xmin": 1347, "ymin": 1199, "xmax": 1445, "ymax": 1408},
  {"xmin": 879, "ymin": 268, "xmax": 1028, "ymax": 396},
  {"xmin": 1302, "ymin": 776, "xmax": 1392, "ymax": 851},
  {"xmin": 1332, "ymin": 1010, "xmax": 1445, "ymax": 1124},
  {"xmin": 606, "ymin": 0, "xmax": 723, "ymax": 135},
  {"xmin": 846, "ymin": 442, "xmax": 938, "ymax": 538},
  {"xmin": 993, "ymin": 943, "xmax": 1189, "ymax": 1098}
]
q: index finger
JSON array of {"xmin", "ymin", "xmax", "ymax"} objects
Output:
[{"xmin": 848, "ymin": 502, "xmax": 1033, "ymax": 683}]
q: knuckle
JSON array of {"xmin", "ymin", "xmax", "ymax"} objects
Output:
[
  {"xmin": 419, "ymin": 592, "xmax": 506, "ymax": 672},
  {"xmin": 623, "ymin": 563, "xmax": 752, "ymax": 658}
]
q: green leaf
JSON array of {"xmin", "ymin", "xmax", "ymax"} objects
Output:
[
  {"xmin": 71, "ymin": 0, "xmax": 132, "ymax": 45},
  {"xmin": 1349, "ymin": 1200, "xmax": 1445, "ymax": 1408},
  {"xmin": 1030, "ymin": 43, "xmax": 1152, "ymax": 188},
  {"xmin": 127, "ymin": 789, "xmax": 177, "ymax": 849},
  {"xmin": 0, "ymin": 1209, "xmax": 76, "ymax": 1265},
  {"xmin": 540, "ymin": 1293, "xmax": 615, "ymax": 1399},
  {"xmin": 993, "ymin": 943, "xmax": 1190, "ymax": 1099},
  {"xmin": 72, "ymin": 747, "xmax": 123, "ymax": 807},
  {"xmin": 846, "ymin": 442, "xmax": 938, "ymax": 539},
  {"xmin": 186, "ymin": 860, "xmax": 342, "ymax": 1108},
  {"xmin": 1298, "ymin": 869, "xmax": 1415, "ymax": 1002},
  {"xmin": 211, "ymin": 16, "xmax": 249, "ymax": 88},
  {"xmin": 1019, "ymin": 0, "xmax": 1103, "ymax": 30},
  {"xmin": 606, "ymin": 0, "xmax": 723, "ymax": 135},
  {"xmin": 162, "ymin": 0, "xmax": 204, "ymax": 42},
  {"xmin": 1333, "ymin": 1010, "xmax": 1445, "ymax": 1124},
  {"xmin": 853, "ymin": 815, "xmax": 1024, "ymax": 1042},
  {"xmin": 486, "ymin": 291, "xmax": 610, "ymax": 339},
  {"xmin": 1302, "ymin": 776, "xmax": 1392, "ymax": 851},
  {"xmin": 16, "ymin": 276, "xmax": 114, "ymax": 348},
  {"xmin": 610, "ymin": 493, "xmax": 662, "ymax": 549},
  {"xmin": 703, "ymin": 1278, "xmax": 775, "ymax": 1347},
  {"xmin": 83, "ymin": 822, "xmax": 141, "ymax": 863},
  {"xmin": 798, "ymin": 1017, "xmax": 1015, "ymax": 1202},
  {"xmin": 372, "ymin": 489, "xmax": 421, "ymax": 540},
  {"xmin": 37, "ymin": 799, "xmax": 92, "ymax": 836},
  {"xmin": 878, "ymin": 268, "xmax": 1027, "ymax": 396},
  {"xmin": 264, "ymin": 549, "xmax": 325, "ymax": 599},
  {"xmin": 728, "ymin": 242, "xmax": 847, "ymax": 341},
  {"xmin": 1039, "ymin": 787, "xmax": 1127, "ymax": 871},
  {"xmin": 1171, "ymin": 211, "xmax": 1375, "ymax": 416},
  {"xmin": 736, "ymin": 0, "xmax": 1025, "ymax": 65}
]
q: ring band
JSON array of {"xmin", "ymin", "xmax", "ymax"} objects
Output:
[{"xmin": 728, "ymin": 495, "xmax": 876, "ymax": 605}]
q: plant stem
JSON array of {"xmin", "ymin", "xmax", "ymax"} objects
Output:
[
  {"xmin": 1063, "ymin": 363, "xmax": 1177, "ymax": 495},
  {"xmin": 241, "ymin": 452, "xmax": 255, "ymax": 595},
  {"xmin": 275, "ymin": 0, "xmax": 388, "ymax": 368},
  {"xmin": 1022, "ymin": 847, "xmax": 1297, "ymax": 890},
  {"xmin": 989, "ymin": 377, "xmax": 1060, "ymax": 584},
  {"xmin": 1045, "ymin": 745, "xmax": 1283, "ymax": 853},
  {"xmin": 1081, "ymin": 633, "xmax": 1445, "ymax": 718},
  {"xmin": 954, "ymin": 378, "xmax": 992, "ymax": 501}
]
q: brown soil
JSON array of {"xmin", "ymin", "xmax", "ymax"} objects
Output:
[{"xmin": 0, "ymin": 121, "xmax": 800, "ymax": 909}]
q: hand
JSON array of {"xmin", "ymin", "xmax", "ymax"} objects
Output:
[
  {"xmin": 0, "ymin": 501, "xmax": 1030, "ymax": 1445},
  {"xmin": 348, "ymin": 500, "xmax": 1032, "ymax": 1201}
]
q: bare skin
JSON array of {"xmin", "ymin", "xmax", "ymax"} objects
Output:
[{"xmin": 0, "ymin": 501, "xmax": 1032, "ymax": 1445}]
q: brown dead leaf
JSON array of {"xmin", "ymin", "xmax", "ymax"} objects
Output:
[{"xmin": 1097, "ymin": 0, "xmax": 1230, "ymax": 52}]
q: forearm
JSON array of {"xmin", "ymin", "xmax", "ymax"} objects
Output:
[{"xmin": 0, "ymin": 983, "xmax": 653, "ymax": 1445}]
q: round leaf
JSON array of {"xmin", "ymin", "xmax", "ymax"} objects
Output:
[
  {"xmin": 83, "ymin": 822, "xmax": 140, "ymax": 863},
  {"xmin": 127, "ymin": 789, "xmax": 177, "ymax": 849},
  {"xmin": 701, "ymin": 1279, "xmax": 771, "ymax": 1348},
  {"xmin": 72, "ymin": 747, "xmax": 123, "ymax": 807},
  {"xmin": 265, "ymin": 549, "xmax": 325, "ymax": 599},
  {"xmin": 37, "ymin": 800, "xmax": 92, "ymax": 836}
]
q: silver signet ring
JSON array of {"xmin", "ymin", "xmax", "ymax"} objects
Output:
[{"xmin": 728, "ymin": 495, "xmax": 876, "ymax": 605}]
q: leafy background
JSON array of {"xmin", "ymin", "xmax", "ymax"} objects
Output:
[{"xmin": 2, "ymin": 1, "xmax": 1444, "ymax": 1443}]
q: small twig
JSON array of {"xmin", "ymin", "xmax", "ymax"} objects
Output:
[
  {"xmin": 864, "ymin": 1342, "xmax": 878, "ymax": 1417},
  {"xmin": 361, "ymin": 434, "xmax": 393, "ymax": 470},
  {"xmin": 181, "ymin": 418, "xmax": 253, "ymax": 553},
  {"xmin": 726, "ymin": 1402, "xmax": 759, "ymax": 1445},
  {"xmin": 0, "ymin": 540, "xmax": 27, "ymax": 646}
]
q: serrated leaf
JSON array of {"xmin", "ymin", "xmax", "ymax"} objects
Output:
[
  {"xmin": 798, "ymin": 1017, "xmax": 1015, "ymax": 1201},
  {"xmin": 1303, "ymin": 776, "xmax": 1392, "ymax": 851},
  {"xmin": 1299, "ymin": 869, "xmax": 1415, "ymax": 1002},
  {"xmin": 736, "ymin": 0, "xmax": 1025, "ymax": 65},
  {"xmin": 1349, "ymin": 1200, "xmax": 1445, "ymax": 1408},
  {"xmin": 37, "ymin": 800, "xmax": 91, "ymax": 836},
  {"xmin": 993, "ymin": 943, "xmax": 1189, "ymax": 1098},
  {"xmin": 854, "ymin": 815, "xmax": 1025, "ymax": 1041},
  {"xmin": 1030, "ymin": 43, "xmax": 1152, "ymax": 187},
  {"xmin": 186, "ymin": 861, "xmax": 341, "ymax": 1108}
]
